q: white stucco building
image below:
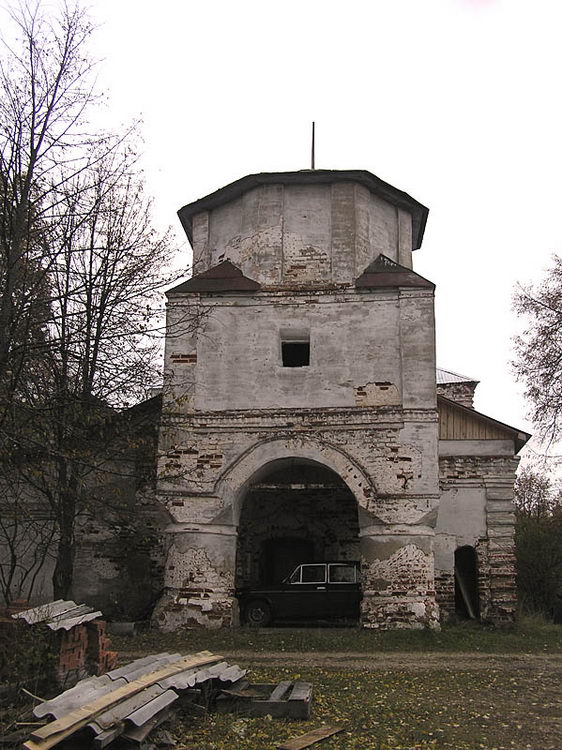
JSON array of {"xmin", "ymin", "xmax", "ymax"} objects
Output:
[{"xmin": 151, "ymin": 169, "xmax": 529, "ymax": 630}]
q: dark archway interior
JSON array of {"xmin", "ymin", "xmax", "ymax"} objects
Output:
[
  {"xmin": 455, "ymin": 545, "xmax": 480, "ymax": 619},
  {"xmin": 236, "ymin": 459, "xmax": 360, "ymax": 589}
]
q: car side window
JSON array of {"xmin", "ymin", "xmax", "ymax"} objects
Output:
[
  {"xmin": 301, "ymin": 564, "xmax": 326, "ymax": 583},
  {"xmin": 329, "ymin": 564, "xmax": 356, "ymax": 583},
  {"xmin": 289, "ymin": 567, "xmax": 301, "ymax": 584}
]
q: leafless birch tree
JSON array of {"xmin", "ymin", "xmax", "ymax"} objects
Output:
[{"xmin": 0, "ymin": 1, "xmax": 196, "ymax": 604}]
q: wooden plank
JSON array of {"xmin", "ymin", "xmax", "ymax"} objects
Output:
[
  {"xmin": 269, "ymin": 681, "xmax": 292, "ymax": 701},
  {"xmin": 277, "ymin": 725, "xmax": 343, "ymax": 750},
  {"xmin": 288, "ymin": 681, "xmax": 312, "ymax": 702},
  {"xmin": 24, "ymin": 652, "xmax": 222, "ymax": 750},
  {"xmin": 121, "ymin": 707, "xmax": 171, "ymax": 743}
]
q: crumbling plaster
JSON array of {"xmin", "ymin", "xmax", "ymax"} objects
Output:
[
  {"xmin": 193, "ymin": 183, "xmax": 414, "ymax": 286},
  {"xmin": 151, "ymin": 171, "xmax": 521, "ymax": 632}
]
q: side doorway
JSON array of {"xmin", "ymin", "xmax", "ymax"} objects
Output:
[{"xmin": 455, "ymin": 545, "xmax": 480, "ymax": 619}]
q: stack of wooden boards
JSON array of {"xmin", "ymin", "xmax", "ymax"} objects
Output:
[
  {"xmin": 217, "ymin": 678, "xmax": 313, "ymax": 719},
  {"xmin": 24, "ymin": 651, "xmax": 245, "ymax": 749}
]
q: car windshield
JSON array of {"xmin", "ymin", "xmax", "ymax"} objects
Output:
[{"xmin": 288, "ymin": 568, "xmax": 301, "ymax": 584}]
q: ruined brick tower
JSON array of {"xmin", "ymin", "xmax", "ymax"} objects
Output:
[{"xmin": 153, "ymin": 170, "xmax": 527, "ymax": 631}]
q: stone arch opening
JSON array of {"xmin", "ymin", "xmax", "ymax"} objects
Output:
[
  {"xmin": 214, "ymin": 437, "xmax": 376, "ymax": 525},
  {"xmin": 235, "ymin": 458, "xmax": 361, "ymax": 622},
  {"xmin": 454, "ymin": 545, "xmax": 480, "ymax": 619}
]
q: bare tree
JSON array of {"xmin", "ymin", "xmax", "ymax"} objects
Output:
[
  {"xmin": 0, "ymin": 1, "xmax": 104, "ymax": 408},
  {"xmin": 23, "ymin": 145, "xmax": 180, "ymax": 598},
  {"xmin": 0, "ymin": 479, "xmax": 56, "ymax": 605},
  {"xmin": 513, "ymin": 255, "xmax": 562, "ymax": 445},
  {"xmin": 0, "ymin": 1, "xmax": 197, "ymax": 603}
]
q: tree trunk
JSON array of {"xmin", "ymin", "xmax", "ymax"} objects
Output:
[{"xmin": 52, "ymin": 468, "xmax": 77, "ymax": 600}]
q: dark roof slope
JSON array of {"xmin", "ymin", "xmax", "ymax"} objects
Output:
[
  {"xmin": 178, "ymin": 170, "xmax": 429, "ymax": 250},
  {"xmin": 355, "ymin": 254, "xmax": 435, "ymax": 290},
  {"xmin": 166, "ymin": 260, "xmax": 261, "ymax": 295}
]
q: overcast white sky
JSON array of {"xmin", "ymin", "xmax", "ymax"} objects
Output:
[{"xmin": 29, "ymin": 0, "xmax": 562, "ymax": 456}]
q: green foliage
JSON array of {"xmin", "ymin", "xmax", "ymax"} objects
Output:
[{"xmin": 514, "ymin": 467, "xmax": 562, "ymax": 619}]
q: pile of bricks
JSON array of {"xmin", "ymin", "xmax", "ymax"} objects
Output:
[
  {"xmin": 2, "ymin": 600, "xmax": 118, "ymax": 689},
  {"xmin": 56, "ymin": 621, "xmax": 118, "ymax": 687},
  {"xmin": 86, "ymin": 619, "xmax": 118, "ymax": 676},
  {"xmin": 57, "ymin": 625, "xmax": 89, "ymax": 685}
]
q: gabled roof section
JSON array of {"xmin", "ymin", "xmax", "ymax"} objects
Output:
[
  {"xmin": 438, "ymin": 395, "xmax": 531, "ymax": 453},
  {"xmin": 166, "ymin": 260, "xmax": 261, "ymax": 295},
  {"xmin": 178, "ymin": 170, "xmax": 429, "ymax": 250},
  {"xmin": 437, "ymin": 367, "xmax": 479, "ymax": 385},
  {"xmin": 355, "ymin": 254, "xmax": 435, "ymax": 290}
]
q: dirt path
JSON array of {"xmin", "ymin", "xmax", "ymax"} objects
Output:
[
  {"xmin": 119, "ymin": 649, "xmax": 562, "ymax": 672},
  {"xmin": 225, "ymin": 650, "xmax": 562, "ymax": 671}
]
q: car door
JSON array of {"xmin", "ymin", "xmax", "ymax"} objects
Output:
[
  {"xmin": 279, "ymin": 564, "xmax": 328, "ymax": 619},
  {"xmin": 326, "ymin": 563, "xmax": 361, "ymax": 620}
]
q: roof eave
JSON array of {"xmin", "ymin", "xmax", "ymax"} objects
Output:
[
  {"xmin": 437, "ymin": 395, "xmax": 531, "ymax": 453},
  {"xmin": 178, "ymin": 170, "xmax": 429, "ymax": 250}
]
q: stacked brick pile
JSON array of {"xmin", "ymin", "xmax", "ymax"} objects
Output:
[
  {"xmin": 3, "ymin": 600, "xmax": 118, "ymax": 689},
  {"xmin": 56, "ymin": 620, "xmax": 117, "ymax": 686},
  {"xmin": 57, "ymin": 625, "xmax": 89, "ymax": 686},
  {"xmin": 86, "ymin": 619, "xmax": 118, "ymax": 676}
]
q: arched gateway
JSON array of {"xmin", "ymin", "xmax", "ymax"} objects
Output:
[
  {"xmin": 152, "ymin": 169, "xmax": 525, "ymax": 631},
  {"xmin": 153, "ymin": 435, "xmax": 439, "ymax": 631}
]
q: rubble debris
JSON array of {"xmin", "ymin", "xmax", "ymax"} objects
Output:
[
  {"xmin": 9, "ymin": 600, "xmax": 117, "ymax": 688},
  {"xmin": 216, "ymin": 679, "xmax": 313, "ymax": 719},
  {"xmin": 277, "ymin": 725, "xmax": 343, "ymax": 750},
  {"xmin": 22, "ymin": 651, "xmax": 245, "ymax": 750}
]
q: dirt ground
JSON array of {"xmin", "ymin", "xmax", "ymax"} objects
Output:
[
  {"xmin": 117, "ymin": 648, "xmax": 562, "ymax": 749},
  {"xmin": 208, "ymin": 649, "xmax": 562, "ymax": 671}
]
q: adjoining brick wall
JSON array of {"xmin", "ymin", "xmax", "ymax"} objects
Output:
[
  {"xmin": 438, "ymin": 455, "xmax": 518, "ymax": 626},
  {"xmin": 481, "ymin": 483, "xmax": 518, "ymax": 625},
  {"xmin": 435, "ymin": 569, "xmax": 455, "ymax": 621},
  {"xmin": 437, "ymin": 382, "xmax": 477, "ymax": 408}
]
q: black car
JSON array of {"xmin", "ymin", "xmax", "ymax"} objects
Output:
[{"xmin": 237, "ymin": 562, "xmax": 361, "ymax": 626}]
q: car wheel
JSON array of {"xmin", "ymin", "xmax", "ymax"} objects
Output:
[{"xmin": 245, "ymin": 600, "xmax": 271, "ymax": 627}]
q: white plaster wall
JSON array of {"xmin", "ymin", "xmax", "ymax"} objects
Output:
[
  {"xmin": 436, "ymin": 486, "xmax": 487, "ymax": 548},
  {"xmin": 195, "ymin": 182, "xmax": 414, "ymax": 286},
  {"xmin": 190, "ymin": 293, "xmax": 412, "ymax": 412}
]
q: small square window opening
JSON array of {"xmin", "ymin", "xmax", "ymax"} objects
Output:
[{"xmin": 282, "ymin": 341, "xmax": 310, "ymax": 367}]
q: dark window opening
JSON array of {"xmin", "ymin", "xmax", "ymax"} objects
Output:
[{"xmin": 282, "ymin": 341, "xmax": 310, "ymax": 367}]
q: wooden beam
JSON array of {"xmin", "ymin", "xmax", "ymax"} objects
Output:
[{"xmin": 277, "ymin": 725, "xmax": 343, "ymax": 750}]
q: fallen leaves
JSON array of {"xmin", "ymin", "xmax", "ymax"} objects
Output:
[{"xmin": 162, "ymin": 660, "xmax": 562, "ymax": 750}]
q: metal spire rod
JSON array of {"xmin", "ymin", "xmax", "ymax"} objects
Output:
[{"xmin": 311, "ymin": 122, "xmax": 315, "ymax": 170}]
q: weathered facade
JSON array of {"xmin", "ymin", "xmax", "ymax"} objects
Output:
[
  {"xmin": 151, "ymin": 170, "xmax": 529, "ymax": 631},
  {"xmin": 2, "ymin": 170, "xmax": 528, "ymax": 629}
]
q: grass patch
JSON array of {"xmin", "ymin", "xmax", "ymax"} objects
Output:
[
  {"xmin": 166, "ymin": 663, "xmax": 561, "ymax": 749},
  {"xmin": 112, "ymin": 616, "xmax": 562, "ymax": 657}
]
